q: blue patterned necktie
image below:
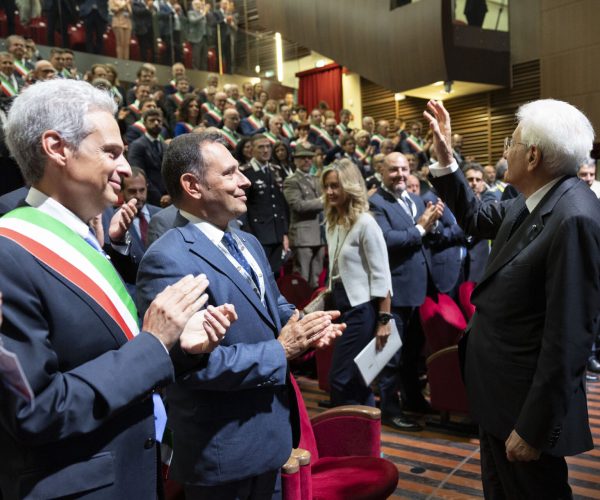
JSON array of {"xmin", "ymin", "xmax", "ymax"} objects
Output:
[{"xmin": 222, "ymin": 232, "xmax": 260, "ymax": 289}]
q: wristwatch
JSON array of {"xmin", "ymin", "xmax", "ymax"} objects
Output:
[{"xmin": 377, "ymin": 312, "xmax": 393, "ymax": 325}]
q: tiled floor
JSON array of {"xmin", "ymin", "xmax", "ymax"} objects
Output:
[{"xmin": 297, "ymin": 375, "xmax": 600, "ymax": 499}]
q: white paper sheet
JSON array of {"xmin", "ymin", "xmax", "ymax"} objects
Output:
[{"xmin": 354, "ymin": 319, "xmax": 402, "ymax": 386}]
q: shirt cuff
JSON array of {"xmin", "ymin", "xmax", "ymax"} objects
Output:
[
  {"xmin": 110, "ymin": 240, "xmax": 130, "ymax": 255},
  {"xmin": 429, "ymin": 160, "xmax": 459, "ymax": 177},
  {"xmin": 415, "ymin": 224, "xmax": 426, "ymax": 237}
]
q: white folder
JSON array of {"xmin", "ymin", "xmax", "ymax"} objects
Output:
[{"xmin": 353, "ymin": 319, "xmax": 402, "ymax": 386}]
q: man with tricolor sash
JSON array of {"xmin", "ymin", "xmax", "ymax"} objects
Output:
[
  {"xmin": 202, "ymin": 90, "xmax": 227, "ymax": 127},
  {"xmin": 236, "ymin": 81, "xmax": 254, "ymax": 119},
  {"xmin": 0, "ymin": 52, "xmax": 23, "ymax": 101},
  {"xmin": 240, "ymin": 101, "xmax": 266, "ymax": 136},
  {"xmin": 220, "ymin": 108, "xmax": 242, "ymax": 151},
  {"xmin": 0, "ymin": 79, "xmax": 233, "ymax": 500},
  {"xmin": 6, "ymin": 35, "xmax": 33, "ymax": 80}
]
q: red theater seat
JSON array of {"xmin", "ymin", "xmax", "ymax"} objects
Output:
[
  {"xmin": 458, "ymin": 280, "xmax": 476, "ymax": 320},
  {"xmin": 282, "ymin": 376, "xmax": 399, "ymax": 500}
]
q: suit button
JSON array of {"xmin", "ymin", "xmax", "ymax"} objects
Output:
[{"xmin": 144, "ymin": 437, "xmax": 156, "ymax": 449}]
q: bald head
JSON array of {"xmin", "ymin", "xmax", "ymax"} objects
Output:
[{"xmin": 223, "ymin": 108, "xmax": 240, "ymax": 129}]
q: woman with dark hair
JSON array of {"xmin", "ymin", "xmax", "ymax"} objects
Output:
[
  {"xmin": 321, "ymin": 159, "xmax": 392, "ymax": 407},
  {"xmin": 272, "ymin": 141, "xmax": 294, "ymax": 178},
  {"xmin": 233, "ymin": 137, "xmax": 253, "ymax": 166},
  {"xmin": 290, "ymin": 122, "xmax": 311, "ymax": 151},
  {"xmin": 258, "ymin": 90, "xmax": 269, "ymax": 106},
  {"xmin": 174, "ymin": 95, "xmax": 201, "ymax": 136}
]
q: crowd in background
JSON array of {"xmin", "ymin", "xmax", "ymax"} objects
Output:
[
  {"xmin": 2, "ymin": 30, "xmax": 600, "ymax": 431},
  {"xmin": 3, "ymin": 0, "xmax": 238, "ymax": 70}
]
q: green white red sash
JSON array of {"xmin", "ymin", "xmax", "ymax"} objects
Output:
[
  {"xmin": 239, "ymin": 96, "xmax": 252, "ymax": 114},
  {"xmin": 405, "ymin": 134, "xmax": 423, "ymax": 152},
  {"xmin": 371, "ymin": 134, "xmax": 385, "ymax": 146},
  {"xmin": 221, "ymin": 127, "xmax": 239, "ymax": 148},
  {"xmin": 264, "ymin": 131, "xmax": 278, "ymax": 145},
  {"xmin": 0, "ymin": 74, "xmax": 18, "ymax": 97},
  {"xmin": 245, "ymin": 114, "xmax": 263, "ymax": 131},
  {"xmin": 128, "ymin": 100, "xmax": 141, "ymax": 115},
  {"xmin": 282, "ymin": 122, "xmax": 295, "ymax": 139},
  {"xmin": 172, "ymin": 92, "xmax": 184, "ymax": 106},
  {"xmin": 356, "ymin": 146, "xmax": 369, "ymax": 164},
  {"xmin": 0, "ymin": 207, "xmax": 139, "ymax": 341},
  {"xmin": 335, "ymin": 123, "xmax": 348, "ymax": 136},
  {"xmin": 13, "ymin": 60, "xmax": 29, "ymax": 78},
  {"xmin": 201, "ymin": 102, "xmax": 222, "ymax": 123},
  {"xmin": 132, "ymin": 120, "xmax": 146, "ymax": 134},
  {"xmin": 227, "ymin": 97, "xmax": 237, "ymax": 107},
  {"xmin": 310, "ymin": 124, "xmax": 335, "ymax": 149}
]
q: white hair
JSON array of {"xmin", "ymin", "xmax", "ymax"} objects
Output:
[
  {"xmin": 4, "ymin": 79, "xmax": 117, "ymax": 184},
  {"xmin": 516, "ymin": 99, "xmax": 594, "ymax": 176}
]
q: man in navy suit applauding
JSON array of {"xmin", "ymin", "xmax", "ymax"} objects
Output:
[{"xmin": 137, "ymin": 131, "xmax": 344, "ymax": 499}]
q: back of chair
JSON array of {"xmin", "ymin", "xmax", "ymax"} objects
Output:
[
  {"xmin": 420, "ymin": 293, "xmax": 467, "ymax": 354},
  {"xmin": 458, "ymin": 280, "xmax": 477, "ymax": 320},
  {"xmin": 277, "ymin": 273, "xmax": 314, "ymax": 310},
  {"xmin": 289, "ymin": 375, "xmax": 320, "ymax": 462}
]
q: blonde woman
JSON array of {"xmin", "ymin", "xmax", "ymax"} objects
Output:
[
  {"xmin": 110, "ymin": 0, "xmax": 132, "ymax": 59},
  {"xmin": 322, "ymin": 159, "xmax": 393, "ymax": 406}
]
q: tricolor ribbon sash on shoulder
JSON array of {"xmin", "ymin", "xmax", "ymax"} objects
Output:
[{"xmin": 0, "ymin": 207, "xmax": 139, "ymax": 341}]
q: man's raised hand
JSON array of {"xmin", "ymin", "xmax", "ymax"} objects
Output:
[{"xmin": 423, "ymin": 100, "xmax": 453, "ymax": 167}]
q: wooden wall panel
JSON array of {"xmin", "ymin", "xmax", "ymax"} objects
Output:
[{"xmin": 361, "ymin": 61, "xmax": 541, "ymax": 165}]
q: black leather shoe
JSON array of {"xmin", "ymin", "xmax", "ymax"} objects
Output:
[
  {"xmin": 586, "ymin": 373, "xmax": 598, "ymax": 382},
  {"xmin": 587, "ymin": 358, "xmax": 600, "ymax": 373},
  {"xmin": 383, "ymin": 413, "xmax": 423, "ymax": 432}
]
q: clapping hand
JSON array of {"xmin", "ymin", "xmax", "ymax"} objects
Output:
[
  {"xmin": 180, "ymin": 304, "xmax": 238, "ymax": 354},
  {"xmin": 109, "ymin": 198, "xmax": 138, "ymax": 243}
]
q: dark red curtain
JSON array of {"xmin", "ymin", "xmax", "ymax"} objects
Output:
[{"xmin": 296, "ymin": 63, "xmax": 343, "ymax": 119}]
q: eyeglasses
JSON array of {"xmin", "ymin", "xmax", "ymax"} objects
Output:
[{"xmin": 504, "ymin": 137, "xmax": 529, "ymax": 151}]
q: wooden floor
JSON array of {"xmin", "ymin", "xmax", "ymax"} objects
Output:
[{"xmin": 297, "ymin": 375, "xmax": 600, "ymax": 499}]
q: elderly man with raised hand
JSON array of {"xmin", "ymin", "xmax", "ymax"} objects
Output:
[
  {"xmin": 0, "ymin": 79, "xmax": 233, "ymax": 500},
  {"xmin": 424, "ymin": 99, "xmax": 600, "ymax": 499}
]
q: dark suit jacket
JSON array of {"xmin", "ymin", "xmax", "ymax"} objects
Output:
[
  {"xmin": 127, "ymin": 136, "xmax": 165, "ymax": 206},
  {"xmin": 0, "ymin": 219, "xmax": 174, "ymax": 499},
  {"xmin": 132, "ymin": 0, "xmax": 154, "ymax": 35},
  {"xmin": 79, "ymin": 0, "xmax": 109, "ymax": 20},
  {"xmin": 369, "ymin": 187, "xmax": 429, "ymax": 307},
  {"xmin": 136, "ymin": 221, "xmax": 299, "ymax": 486},
  {"xmin": 242, "ymin": 163, "xmax": 289, "ymax": 246},
  {"xmin": 421, "ymin": 189, "xmax": 465, "ymax": 294},
  {"xmin": 239, "ymin": 117, "xmax": 265, "ymax": 136},
  {"xmin": 432, "ymin": 171, "xmax": 600, "ymax": 456},
  {"xmin": 101, "ymin": 204, "xmax": 161, "ymax": 280}
]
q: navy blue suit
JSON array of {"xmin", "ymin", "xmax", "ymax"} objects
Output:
[
  {"xmin": 421, "ymin": 190, "xmax": 465, "ymax": 295},
  {"xmin": 0, "ymin": 215, "xmax": 174, "ymax": 499},
  {"xmin": 136, "ymin": 219, "xmax": 299, "ymax": 487},
  {"xmin": 239, "ymin": 117, "xmax": 265, "ymax": 136},
  {"xmin": 369, "ymin": 187, "xmax": 431, "ymax": 414},
  {"xmin": 127, "ymin": 136, "xmax": 165, "ymax": 206}
]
